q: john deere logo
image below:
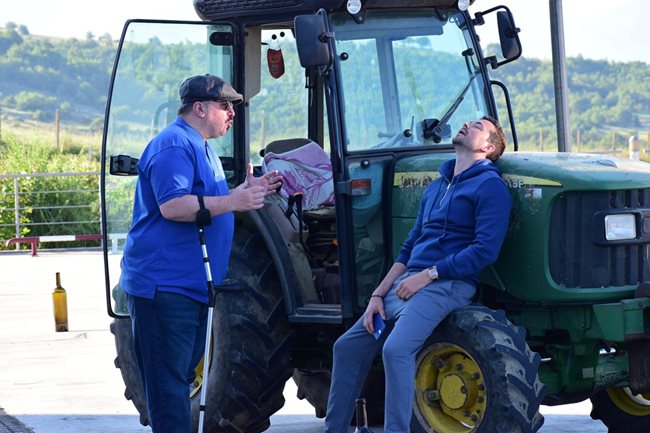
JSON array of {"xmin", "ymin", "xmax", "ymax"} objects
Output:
[{"xmin": 394, "ymin": 172, "xmax": 440, "ymax": 188}]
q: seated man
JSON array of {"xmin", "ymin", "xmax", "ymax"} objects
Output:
[{"xmin": 324, "ymin": 116, "xmax": 512, "ymax": 433}]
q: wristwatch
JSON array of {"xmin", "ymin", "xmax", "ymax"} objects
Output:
[{"xmin": 427, "ymin": 265, "xmax": 438, "ymax": 281}]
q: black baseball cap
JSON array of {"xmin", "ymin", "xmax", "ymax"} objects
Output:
[{"xmin": 179, "ymin": 74, "xmax": 243, "ymax": 105}]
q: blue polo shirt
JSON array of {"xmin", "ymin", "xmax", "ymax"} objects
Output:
[{"xmin": 120, "ymin": 117, "xmax": 234, "ymax": 303}]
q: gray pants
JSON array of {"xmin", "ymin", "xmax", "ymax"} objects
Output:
[{"xmin": 324, "ymin": 273, "xmax": 475, "ymax": 433}]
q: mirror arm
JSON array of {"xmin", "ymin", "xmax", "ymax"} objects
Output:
[
  {"xmin": 319, "ymin": 31, "xmax": 334, "ymax": 43},
  {"xmin": 491, "ymin": 80, "xmax": 519, "ymax": 152}
]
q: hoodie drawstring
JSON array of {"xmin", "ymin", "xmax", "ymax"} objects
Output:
[{"xmin": 439, "ymin": 172, "xmax": 463, "ymax": 237}]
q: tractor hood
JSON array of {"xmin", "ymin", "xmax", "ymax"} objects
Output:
[{"xmin": 497, "ymin": 152, "xmax": 650, "ymax": 191}]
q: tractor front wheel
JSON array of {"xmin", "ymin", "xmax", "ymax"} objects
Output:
[
  {"xmin": 411, "ymin": 304, "xmax": 545, "ymax": 433},
  {"xmin": 590, "ymin": 387, "xmax": 650, "ymax": 432}
]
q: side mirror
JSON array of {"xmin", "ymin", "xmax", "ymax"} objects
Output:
[
  {"xmin": 294, "ymin": 12, "xmax": 332, "ymax": 68},
  {"xmin": 497, "ymin": 10, "xmax": 521, "ymax": 60},
  {"xmin": 475, "ymin": 6, "xmax": 522, "ymax": 69}
]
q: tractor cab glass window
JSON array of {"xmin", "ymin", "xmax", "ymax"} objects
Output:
[
  {"xmin": 332, "ymin": 10, "xmax": 489, "ymax": 152},
  {"xmin": 107, "ymin": 22, "xmax": 235, "ymax": 161},
  {"xmin": 103, "ymin": 21, "xmax": 234, "ymax": 316}
]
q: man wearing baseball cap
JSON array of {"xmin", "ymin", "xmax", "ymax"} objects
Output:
[{"xmin": 120, "ymin": 74, "xmax": 282, "ymax": 433}]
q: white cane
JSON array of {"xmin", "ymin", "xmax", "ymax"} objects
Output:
[{"xmin": 196, "ymin": 197, "xmax": 214, "ymax": 433}]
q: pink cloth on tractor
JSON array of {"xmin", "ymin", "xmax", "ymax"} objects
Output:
[{"xmin": 262, "ymin": 141, "xmax": 335, "ymax": 210}]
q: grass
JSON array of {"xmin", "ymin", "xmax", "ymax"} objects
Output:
[
  {"xmin": 0, "ymin": 114, "xmax": 102, "ymax": 165},
  {"xmin": 0, "ymin": 118, "xmax": 102, "ymax": 250}
]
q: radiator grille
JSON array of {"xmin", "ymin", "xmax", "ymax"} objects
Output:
[{"xmin": 549, "ymin": 190, "xmax": 650, "ymax": 288}]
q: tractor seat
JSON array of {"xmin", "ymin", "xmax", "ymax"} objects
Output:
[{"xmin": 260, "ymin": 138, "xmax": 312, "ymax": 157}]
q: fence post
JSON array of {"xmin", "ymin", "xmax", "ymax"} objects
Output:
[
  {"xmin": 629, "ymin": 135, "xmax": 640, "ymax": 161},
  {"xmin": 13, "ymin": 178, "xmax": 20, "ymax": 250},
  {"xmin": 55, "ymin": 109, "xmax": 61, "ymax": 152}
]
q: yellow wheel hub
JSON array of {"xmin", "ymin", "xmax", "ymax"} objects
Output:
[
  {"xmin": 190, "ymin": 356, "xmax": 206, "ymax": 398},
  {"xmin": 607, "ymin": 387, "xmax": 650, "ymax": 416},
  {"xmin": 439, "ymin": 374, "xmax": 469, "ymax": 410},
  {"xmin": 414, "ymin": 343, "xmax": 487, "ymax": 432}
]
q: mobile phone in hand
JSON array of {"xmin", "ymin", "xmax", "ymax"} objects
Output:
[{"xmin": 373, "ymin": 314, "xmax": 386, "ymax": 340}]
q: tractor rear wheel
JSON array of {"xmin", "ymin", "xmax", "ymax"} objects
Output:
[
  {"xmin": 293, "ymin": 370, "xmax": 331, "ymax": 418},
  {"xmin": 411, "ymin": 304, "xmax": 545, "ymax": 433},
  {"xmin": 293, "ymin": 369, "xmax": 385, "ymax": 425},
  {"xmin": 590, "ymin": 387, "xmax": 650, "ymax": 432},
  {"xmin": 112, "ymin": 229, "xmax": 294, "ymax": 432},
  {"xmin": 111, "ymin": 318, "xmax": 148, "ymax": 425}
]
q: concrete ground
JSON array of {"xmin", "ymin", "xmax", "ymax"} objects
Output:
[{"xmin": 0, "ymin": 250, "xmax": 607, "ymax": 433}]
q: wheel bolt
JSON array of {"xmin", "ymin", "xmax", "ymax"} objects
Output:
[
  {"xmin": 425, "ymin": 389, "xmax": 440, "ymax": 402},
  {"xmin": 470, "ymin": 414, "xmax": 479, "ymax": 422},
  {"xmin": 434, "ymin": 358, "xmax": 446, "ymax": 369},
  {"xmin": 455, "ymin": 363, "xmax": 463, "ymax": 371},
  {"xmin": 476, "ymin": 396, "xmax": 484, "ymax": 403},
  {"xmin": 460, "ymin": 386, "xmax": 468, "ymax": 394},
  {"xmin": 477, "ymin": 384, "xmax": 485, "ymax": 391},
  {"xmin": 463, "ymin": 410, "xmax": 471, "ymax": 417},
  {"xmin": 471, "ymin": 372, "xmax": 480, "ymax": 380}
]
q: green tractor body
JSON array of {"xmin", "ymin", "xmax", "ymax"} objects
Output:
[{"xmin": 101, "ymin": 1, "xmax": 650, "ymax": 431}]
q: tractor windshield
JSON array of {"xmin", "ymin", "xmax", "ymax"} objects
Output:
[{"xmin": 332, "ymin": 9, "xmax": 488, "ymax": 151}]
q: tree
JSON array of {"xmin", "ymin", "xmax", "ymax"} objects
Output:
[
  {"xmin": 0, "ymin": 28, "xmax": 23, "ymax": 54},
  {"xmin": 99, "ymin": 33, "xmax": 113, "ymax": 44},
  {"xmin": 15, "ymin": 91, "xmax": 57, "ymax": 112}
]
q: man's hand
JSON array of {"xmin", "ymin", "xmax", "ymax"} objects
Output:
[
  {"xmin": 245, "ymin": 163, "xmax": 283, "ymax": 196},
  {"xmin": 395, "ymin": 270, "xmax": 431, "ymax": 300},
  {"xmin": 363, "ymin": 296, "xmax": 386, "ymax": 334},
  {"xmin": 229, "ymin": 184, "xmax": 266, "ymax": 211}
]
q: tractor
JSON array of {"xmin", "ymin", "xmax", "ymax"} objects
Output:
[{"xmin": 101, "ymin": 1, "xmax": 650, "ymax": 432}]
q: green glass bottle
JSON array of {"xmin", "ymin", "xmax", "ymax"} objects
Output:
[{"xmin": 52, "ymin": 272, "xmax": 68, "ymax": 332}]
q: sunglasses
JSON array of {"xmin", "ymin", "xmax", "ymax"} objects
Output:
[
  {"xmin": 217, "ymin": 100, "xmax": 233, "ymax": 111},
  {"xmin": 201, "ymin": 99, "xmax": 233, "ymax": 112}
]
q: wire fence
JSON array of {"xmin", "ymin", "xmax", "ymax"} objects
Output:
[
  {"xmin": 515, "ymin": 129, "xmax": 650, "ymax": 155},
  {"xmin": 0, "ymin": 171, "xmax": 101, "ymax": 251}
]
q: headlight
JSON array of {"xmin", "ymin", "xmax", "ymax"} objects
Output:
[{"xmin": 604, "ymin": 214, "xmax": 636, "ymax": 241}]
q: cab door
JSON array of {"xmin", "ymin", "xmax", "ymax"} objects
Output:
[
  {"xmin": 323, "ymin": 8, "xmax": 490, "ymax": 319},
  {"xmin": 101, "ymin": 20, "xmax": 237, "ymax": 316}
]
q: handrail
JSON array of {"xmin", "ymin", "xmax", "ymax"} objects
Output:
[{"xmin": 7, "ymin": 234, "xmax": 103, "ymax": 256}]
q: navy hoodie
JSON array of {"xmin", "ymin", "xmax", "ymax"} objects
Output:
[{"xmin": 396, "ymin": 158, "xmax": 512, "ymax": 285}]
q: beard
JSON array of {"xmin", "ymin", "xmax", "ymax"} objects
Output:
[
  {"xmin": 452, "ymin": 133, "xmax": 468, "ymax": 148},
  {"xmin": 453, "ymin": 134, "xmax": 484, "ymax": 154}
]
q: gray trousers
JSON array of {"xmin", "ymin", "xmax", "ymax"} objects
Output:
[{"xmin": 324, "ymin": 272, "xmax": 475, "ymax": 433}]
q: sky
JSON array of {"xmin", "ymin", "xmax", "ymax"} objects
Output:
[{"xmin": 3, "ymin": 0, "xmax": 649, "ymax": 64}]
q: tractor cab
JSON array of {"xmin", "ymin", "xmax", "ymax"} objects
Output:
[{"xmin": 101, "ymin": 1, "xmax": 520, "ymax": 324}]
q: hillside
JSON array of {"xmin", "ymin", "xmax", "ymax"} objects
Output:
[
  {"xmin": 490, "ymin": 55, "xmax": 650, "ymax": 149},
  {"xmin": 0, "ymin": 24, "xmax": 115, "ymax": 130},
  {"xmin": 1, "ymin": 23, "xmax": 649, "ymax": 150}
]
